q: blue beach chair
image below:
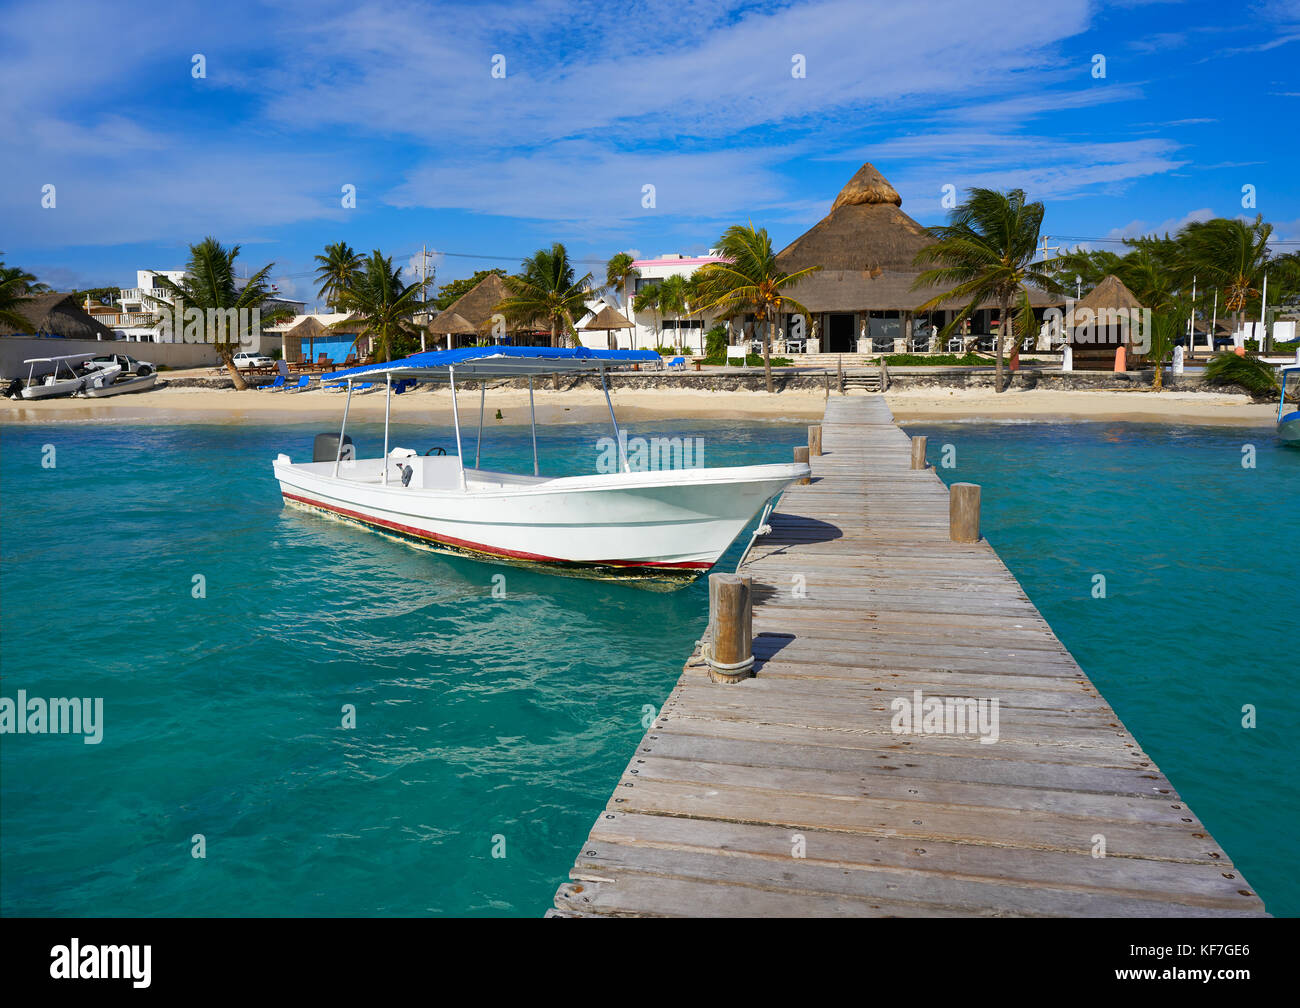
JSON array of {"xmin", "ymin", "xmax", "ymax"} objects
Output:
[
  {"xmin": 668, "ymin": 356, "xmax": 686, "ymax": 370},
  {"xmin": 259, "ymin": 375, "xmax": 287, "ymax": 391},
  {"xmin": 286, "ymin": 375, "xmax": 311, "ymax": 393}
]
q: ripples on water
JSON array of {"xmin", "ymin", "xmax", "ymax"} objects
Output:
[
  {"xmin": 914, "ymin": 421, "xmax": 1298, "ymax": 917},
  {"xmin": 0, "ymin": 418, "xmax": 803, "ymax": 916}
]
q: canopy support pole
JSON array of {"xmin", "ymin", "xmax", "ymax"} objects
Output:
[
  {"xmin": 449, "ymin": 366, "xmax": 466, "ymax": 490},
  {"xmin": 382, "ymin": 374, "xmax": 392, "ymax": 484},
  {"xmin": 475, "ymin": 380, "xmax": 485, "ymax": 468},
  {"xmin": 600, "ymin": 368, "xmax": 629, "ymax": 473},
  {"xmin": 333, "ymin": 379, "xmax": 354, "ymax": 477},
  {"xmin": 528, "ymin": 376, "xmax": 539, "ymax": 476}
]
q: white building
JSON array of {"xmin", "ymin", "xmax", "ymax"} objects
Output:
[
  {"xmin": 614, "ymin": 253, "xmax": 728, "ymax": 354},
  {"xmin": 107, "ymin": 269, "xmax": 305, "ymax": 347}
]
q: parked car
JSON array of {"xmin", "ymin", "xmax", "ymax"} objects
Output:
[
  {"xmin": 233, "ymin": 351, "xmax": 274, "ymax": 369},
  {"xmin": 88, "ymin": 353, "xmax": 154, "ymax": 376}
]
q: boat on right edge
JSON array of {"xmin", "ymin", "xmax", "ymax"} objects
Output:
[{"xmin": 1279, "ymin": 363, "xmax": 1300, "ymax": 446}]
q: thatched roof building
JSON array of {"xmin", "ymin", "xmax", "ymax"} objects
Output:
[
  {"xmin": 773, "ymin": 163, "xmax": 1059, "ymax": 353},
  {"xmin": 1067, "ymin": 273, "xmax": 1145, "ymax": 371},
  {"xmin": 1066, "ymin": 274, "xmax": 1143, "ymax": 326},
  {"xmin": 3, "ymin": 293, "xmax": 117, "ymax": 340}
]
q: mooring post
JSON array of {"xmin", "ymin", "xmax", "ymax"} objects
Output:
[
  {"xmin": 808, "ymin": 424, "xmax": 822, "ymax": 457},
  {"xmin": 706, "ymin": 573, "xmax": 753, "ymax": 684},
  {"xmin": 950, "ymin": 482, "xmax": 981, "ymax": 542},
  {"xmin": 793, "ymin": 445, "xmax": 810, "ymax": 484},
  {"xmin": 910, "ymin": 435, "xmax": 928, "ymax": 470}
]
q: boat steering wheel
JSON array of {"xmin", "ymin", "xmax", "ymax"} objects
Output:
[{"xmin": 425, "ymin": 447, "xmax": 447, "ymax": 456}]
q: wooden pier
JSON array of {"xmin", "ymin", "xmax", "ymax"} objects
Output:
[{"xmin": 552, "ymin": 395, "xmax": 1266, "ymax": 917}]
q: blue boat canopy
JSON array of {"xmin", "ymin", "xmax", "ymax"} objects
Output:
[{"xmin": 329, "ymin": 345, "xmax": 661, "ymax": 381}]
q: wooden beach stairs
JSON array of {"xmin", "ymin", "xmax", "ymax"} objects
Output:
[{"xmin": 550, "ymin": 395, "xmax": 1266, "ymax": 918}]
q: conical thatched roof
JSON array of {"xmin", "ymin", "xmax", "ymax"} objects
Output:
[
  {"xmin": 287, "ymin": 316, "xmax": 331, "ymax": 340},
  {"xmin": 830, "ymin": 163, "xmax": 902, "ymax": 211},
  {"xmin": 427, "ymin": 310, "xmax": 476, "ymax": 336},
  {"xmin": 3, "ymin": 292, "xmax": 117, "ymax": 340},
  {"xmin": 777, "ymin": 162, "xmax": 932, "ymax": 274},
  {"xmin": 580, "ymin": 304, "xmax": 634, "ymax": 329},
  {"xmin": 1066, "ymin": 274, "xmax": 1143, "ymax": 326},
  {"xmin": 432, "ymin": 273, "xmax": 512, "ymax": 333}
]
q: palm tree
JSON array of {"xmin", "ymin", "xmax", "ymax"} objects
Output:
[
  {"xmin": 605, "ymin": 252, "xmax": 639, "ymax": 322},
  {"xmin": 658, "ymin": 274, "xmax": 691, "ymax": 353},
  {"xmin": 499, "ymin": 243, "xmax": 592, "ymax": 348},
  {"xmin": 913, "ymin": 188, "xmax": 1059, "ymax": 393},
  {"xmin": 0, "ymin": 257, "xmax": 39, "ymax": 332},
  {"xmin": 314, "ymin": 242, "xmax": 363, "ymax": 312},
  {"xmin": 692, "ymin": 224, "xmax": 821, "ymax": 393},
  {"xmin": 1176, "ymin": 215, "xmax": 1272, "ymax": 334},
  {"xmin": 146, "ymin": 237, "xmax": 291, "ymax": 390},
  {"xmin": 334, "ymin": 250, "xmax": 429, "ymax": 363},
  {"xmin": 632, "ymin": 283, "xmax": 662, "ymax": 350},
  {"xmin": 1205, "ymin": 351, "xmax": 1280, "ymax": 398}
]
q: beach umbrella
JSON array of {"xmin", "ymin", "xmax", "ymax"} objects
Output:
[
  {"xmin": 580, "ymin": 304, "xmax": 636, "ymax": 350},
  {"xmin": 427, "ymin": 311, "xmax": 477, "ymax": 350}
]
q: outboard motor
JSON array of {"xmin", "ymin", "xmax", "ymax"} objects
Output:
[
  {"xmin": 313, "ymin": 433, "xmax": 355, "ymax": 462},
  {"xmin": 4, "ymin": 378, "xmax": 21, "ymax": 400}
]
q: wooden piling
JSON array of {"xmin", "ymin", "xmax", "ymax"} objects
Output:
[
  {"xmin": 949, "ymin": 482, "xmax": 981, "ymax": 542},
  {"xmin": 793, "ymin": 445, "xmax": 810, "ymax": 484},
  {"xmin": 808, "ymin": 425, "xmax": 822, "ymax": 457},
  {"xmin": 910, "ymin": 435, "xmax": 927, "ymax": 470},
  {"xmin": 705, "ymin": 573, "xmax": 753, "ymax": 684}
]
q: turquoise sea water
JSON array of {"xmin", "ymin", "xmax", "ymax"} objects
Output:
[
  {"xmin": 0, "ymin": 418, "xmax": 803, "ymax": 917},
  {"xmin": 2, "ymin": 417, "xmax": 1295, "ymax": 916},
  {"xmin": 910, "ymin": 421, "xmax": 1298, "ymax": 917}
]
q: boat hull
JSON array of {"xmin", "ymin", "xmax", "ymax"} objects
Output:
[
  {"xmin": 1280, "ymin": 411, "xmax": 1300, "ymax": 446},
  {"xmin": 81, "ymin": 372, "xmax": 158, "ymax": 397},
  {"xmin": 273, "ymin": 456, "xmax": 808, "ymax": 588}
]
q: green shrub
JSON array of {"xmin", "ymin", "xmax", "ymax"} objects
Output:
[{"xmin": 705, "ymin": 325, "xmax": 728, "ymax": 360}]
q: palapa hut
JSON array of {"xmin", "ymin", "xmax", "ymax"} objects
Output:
[
  {"xmin": 273, "ymin": 312, "xmax": 367, "ymax": 363},
  {"xmin": 1066, "ymin": 274, "xmax": 1145, "ymax": 371},
  {"xmin": 775, "ymin": 163, "xmax": 1060, "ymax": 353},
  {"xmin": 427, "ymin": 272, "xmax": 548, "ymax": 349},
  {"xmin": 3, "ymin": 292, "xmax": 117, "ymax": 340},
  {"xmin": 579, "ymin": 304, "xmax": 635, "ymax": 350}
]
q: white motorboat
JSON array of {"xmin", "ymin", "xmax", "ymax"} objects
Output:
[
  {"xmin": 16, "ymin": 355, "xmax": 118, "ymax": 399},
  {"xmin": 271, "ymin": 346, "xmax": 810, "ymax": 587},
  {"xmin": 1279, "ymin": 364, "xmax": 1300, "ymax": 447},
  {"xmin": 80, "ymin": 371, "xmax": 158, "ymax": 397}
]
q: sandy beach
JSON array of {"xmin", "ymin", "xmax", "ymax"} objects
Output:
[
  {"xmin": 0, "ymin": 380, "xmax": 1274, "ymax": 427},
  {"xmin": 884, "ymin": 386, "xmax": 1276, "ymax": 426}
]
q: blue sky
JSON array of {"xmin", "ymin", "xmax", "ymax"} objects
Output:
[{"xmin": 2, "ymin": 0, "xmax": 1297, "ymax": 306}]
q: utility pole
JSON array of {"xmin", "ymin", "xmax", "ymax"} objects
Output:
[{"xmin": 417, "ymin": 245, "xmax": 438, "ymax": 353}]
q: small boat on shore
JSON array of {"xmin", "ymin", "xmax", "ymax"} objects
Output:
[
  {"xmin": 79, "ymin": 371, "xmax": 159, "ymax": 397},
  {"xmin": 15, "ymin": 354, "xmax": 119, "ymax": 399},
  {"xmin": 1279, "ymin": 364, "xmax": 1299, "ymax": 446},
  {"xmin": 271, "ymin": 346, "xmax": 809, "ymax": 588}
]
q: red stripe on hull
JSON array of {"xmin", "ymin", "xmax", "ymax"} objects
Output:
[{"xmin": 280, "ymin": 490, "xmax": 714, "ymax": 572}]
